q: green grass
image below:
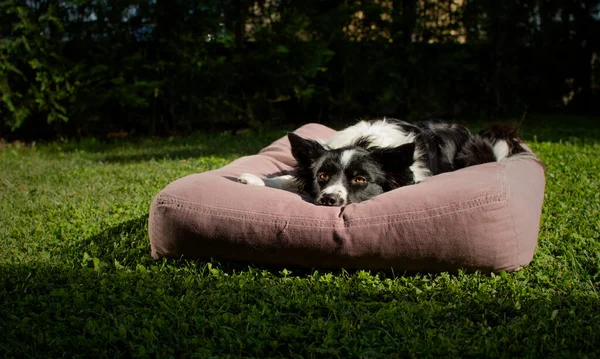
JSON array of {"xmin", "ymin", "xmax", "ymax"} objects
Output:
[{"xmin": 1, "ymin": 116, "xmax": 599, "ymax": 358}]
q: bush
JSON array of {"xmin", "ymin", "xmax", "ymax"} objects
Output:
[{"xmin": 1, "ymin": 0, "xmax": 599, "ymax": 139}]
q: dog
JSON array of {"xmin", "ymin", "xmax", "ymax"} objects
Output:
[{"xmin": 238, "ymin": 118, "xmax": 536, "ymax": 206}]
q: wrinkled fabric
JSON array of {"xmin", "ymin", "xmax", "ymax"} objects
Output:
[{"xmin": 149, "ymin": 123, "xmax": 545, "ymax": 273}]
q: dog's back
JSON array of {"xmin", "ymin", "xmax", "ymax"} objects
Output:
[
  {"xmin": 323, "ymin": 118, "xmax": 530, "ymax": 183},
  {"xmin": 414, "ymin": 121, "xmax": 530, "ymax": 175},
  {"xmin": 413, "ymin": 121, "xmax": 472, "ymax": 175}
]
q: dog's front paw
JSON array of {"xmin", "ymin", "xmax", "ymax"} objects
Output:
[{"xmin": 238, "ymin": 173, "xmax": 265, "ymax": 186}]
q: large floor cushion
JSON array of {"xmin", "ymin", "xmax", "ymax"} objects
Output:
[{"xmin": 148, "ymin": 123, "xmax": 545, "ymax": 272}]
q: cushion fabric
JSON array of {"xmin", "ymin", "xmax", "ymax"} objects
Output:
[{"xmin": 148, "ymin": 123, "xmax": 545, "ymax": 272}]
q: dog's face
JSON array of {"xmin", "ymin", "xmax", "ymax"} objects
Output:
[
  {"xmin": 310, "ymin": 147, "xmax": 388, "ymax": 206},
  {"xmin": 288, "ymin": 133, "xmax": 415, "ymax": 206}
]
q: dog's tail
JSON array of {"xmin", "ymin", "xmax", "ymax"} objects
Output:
[{"xmin": 455, "ymin": 124, "xmax": 540, "ymax": 168}]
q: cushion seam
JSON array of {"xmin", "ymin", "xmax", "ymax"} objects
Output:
[
  {"xmin": 154, "ymin": 191, "xmax": 505, "ymax": 220},
  {"xmin": 154, "ymin": 194, "xmax": 508, "ymax": 228}
]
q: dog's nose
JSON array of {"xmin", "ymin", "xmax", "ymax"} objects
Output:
[{"xmin": 317, "ymin": 194, "xmax": 344, "ymax": 206}]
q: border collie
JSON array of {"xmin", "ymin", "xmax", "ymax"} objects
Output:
[{"xmin": 238, "ymin": 118, "xmax": 537, "ymax": 206}]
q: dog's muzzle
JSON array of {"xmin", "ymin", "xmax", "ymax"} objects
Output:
[{"xmin": 316, "ymin": 193, "xmax": 346, "ymax": 206}]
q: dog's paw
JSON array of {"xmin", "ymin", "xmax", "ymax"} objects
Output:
[{"xmin": 237, "ymin": 173, "xmax": 265, "ymax": 186}]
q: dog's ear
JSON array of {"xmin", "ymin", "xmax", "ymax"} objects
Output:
[
  {"xmin": 368, "ymin": 143, "xmax": 416, "ymax": 188},
  {"xmin": 288, "ymin": 132, "xmax": 325, "ymax": 165},
  {"xmin": 369, "ymin": 143, "xmax": 416, "ymax": 170}
]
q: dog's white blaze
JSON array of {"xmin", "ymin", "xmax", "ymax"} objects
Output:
[
  {"xmin": 493, "ymin": 140, "xmax": 510, "ymax": 161},
  {"xmin": 340, "ymin": 149, "xmax": 356, "ymax": 168},
  {"xmin": 321, "ymin": 179, "xmax": 348, "ymax": 202},
  {"xmin": 325, "ymin": 118, "xmax": 415, "ymax": 149}
]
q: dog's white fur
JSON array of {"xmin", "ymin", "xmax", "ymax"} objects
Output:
[
  {"xmin": 492, "ymin": 140, "xmax": 510, "ymax": 161},
  {"xmin": 324, "ymin": 119, "xmax": 416, "ymax": 149}
]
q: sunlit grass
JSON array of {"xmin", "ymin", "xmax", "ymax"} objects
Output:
[{"xmin": 1, "ymin": 117, "xmax": 599, "ymax": 357}]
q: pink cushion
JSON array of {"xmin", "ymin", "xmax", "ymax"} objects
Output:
[{"xmin": 148, "ymin": 123, "xmax": 545, "ymax": 272}]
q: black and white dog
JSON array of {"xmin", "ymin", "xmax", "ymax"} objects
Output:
[{"xmin": 238, "ymin": 118, "xmax": 535, "ymax": 206}]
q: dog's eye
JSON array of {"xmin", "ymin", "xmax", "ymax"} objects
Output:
[
  {"xmin": 353, "ymin": 176, "xmax": 367, "ymax": 184},
  {"xmin": 317, "ymin": 173, "xmax": 329, "ymax": 182}
]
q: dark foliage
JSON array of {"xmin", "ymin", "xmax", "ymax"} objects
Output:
[{"xmin": 1, "ymin": 0, "xmax": 599, "ymax": 139}]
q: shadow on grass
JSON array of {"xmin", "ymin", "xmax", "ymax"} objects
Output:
[
  {"xmin": 78, "ymin": 215, "xmax": 156, "ymax": 268},
  {"xmin": 1, "ymin": 258, "xmax": 600, "ymax": 358}
]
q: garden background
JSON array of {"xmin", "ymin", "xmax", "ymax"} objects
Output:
[
  {"xmin": 1, "ymin": 0, "xmax": 599, "ymax": 139},
  {"xmin": 1, "ymin": 1, "xmax": 600, "ymax": 357}
]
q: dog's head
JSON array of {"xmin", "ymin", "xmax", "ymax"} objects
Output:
[{"xmin": 288, "ymin": 133, "xmax": 415, "ymax": 206}]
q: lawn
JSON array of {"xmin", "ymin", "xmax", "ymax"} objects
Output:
[{"xmin": 1, "ymin": 116, "xmax": 599, "ymax": 358}]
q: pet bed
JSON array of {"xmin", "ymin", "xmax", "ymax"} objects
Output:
[{"xmin": 148, "ymin": 123, "xmax": 545, "ymax": 272}]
